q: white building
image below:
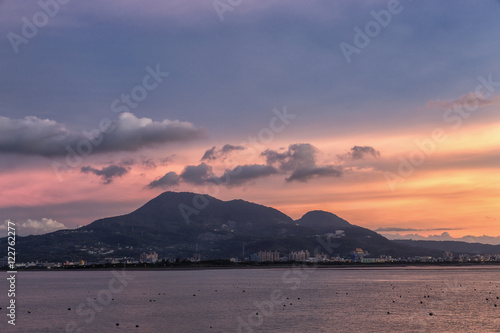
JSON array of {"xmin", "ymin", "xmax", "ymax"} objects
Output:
[{"xmin": 140, "ymin": 252, "xmax": 158, "ymax": 263}]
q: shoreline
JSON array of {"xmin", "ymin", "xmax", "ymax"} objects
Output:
[{"xmin": 3, "ymin": 261, "xmax": 500, "ymax": 271}]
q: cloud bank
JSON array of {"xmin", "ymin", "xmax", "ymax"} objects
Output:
[
  {"xmin": 201, "ymin": 144, "xmax": 245, "ymax": 161},
  {"xmin": 149, "ymin": 142, "xmax": 349, "ymax": 189},
  {"xmin": 0, "ymin": 112, "xmax": 205, "ymax": 157},
  {"xmin": 148, "ymin": 163, "xmax": 277, "ymax": 188},
  {"xmin": 382, "ymin": 231, "xmax": 500, "ymax": 246},
  {"xmin": 0, "ymin": 218, "xmax": 67, "ymax": 237},
  {"xmin": 147, "ymin": 171, "xmax": 181, "ymax": 189},
  {"xmin": 81, "ymin": 164, "xmax": 129, "ymax": 184},
  {"xmin": 213, "ymin": 164, "xmax": 278, "ymax": 186},
  {"xmin": 338, "ymin": 145, "xmax": 380, "ymax": 161},
  {"xmin": 262, "ymin": 143, "xmax": 342, "ymax": 182}
]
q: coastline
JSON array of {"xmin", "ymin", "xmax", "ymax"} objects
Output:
[{"xmin": 3, "ymin": 260, "xmax": 500, "ymax": 272}]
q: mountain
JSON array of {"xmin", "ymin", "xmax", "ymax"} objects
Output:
[
  {"xmin": 296, "ymin": 210, "xmax": 352, "ymax": 232},
  {"xmin": 2, "ymin": 192, "xmax": 442, "ymax": 262},
  {"xmin": 295, "ymin": 210, "xmax": 427, "ymax": 258},
  {"xmin": 394, "ymin": 240, "xmax": 500, "ymax": 255}
]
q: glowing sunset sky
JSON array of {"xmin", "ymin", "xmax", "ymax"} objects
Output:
[{"xmin": 1, "ymin": 0, "xmax": 499, "ymax": 240}]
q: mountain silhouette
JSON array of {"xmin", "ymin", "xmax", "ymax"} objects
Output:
[
  {"xmin": 4, "ymin": 191, "xmax": 442, "ymax": 262},
  {"xmin": 296, "ymin": 210, "xmax": 352, "ymax": 231}
]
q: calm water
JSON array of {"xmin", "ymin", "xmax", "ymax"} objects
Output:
[{"xmin": 0, "ymin": 266, "xmax": 499, "ymax": 332}]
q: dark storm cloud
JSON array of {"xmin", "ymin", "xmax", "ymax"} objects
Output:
[
  {"xmin": 147, "ymin": 171, "xmax": 180, "ymax": 189},
  {"xmin": 347, "ymin": 146, "xmax": 380, "ymax": 160},
  {"xmin": 201, "ymin": 146, "xmax": 217, "ymax": 160},
  {"xmin": 260, "ymin": 149, "xmax": 289, "ymax": 166},
  {"xmin": 262, "ymin": 143, "xmax": 342, "ymax": 182},
  {"xmin": 179, "ymin": 163, "xmax": 214, "ymax": 185},
  {"xmin": 221, "ymin": 144, "xmax": 245, "ymax": 153},
  {"xmin": 148, "ymin": 163, "xmax": 277, "ymax": 189},
  {"xmin": 81, "ymin": 164, "xmax": 129, "ymax": 184},
  {"xmin": 214, "ymin": 164, "xmax": 278, "ymax": 186},
  {"xmin": 0, "ymin": 112, "xmax": 204, "ymax": 157},
  {"xmin": 201, "ymin": 144, "xmax": 245, "ymax": 161},
  {"xmin": 0, "ymin": 115, "xmax": 76, "ymax": 157},
  {"xmin": 286, "ymin": 166, "xmax": 342, "ymax": 183},
  {"xmin": 148, "ymin": 142, "xmax": 348, "ymax": 190}
]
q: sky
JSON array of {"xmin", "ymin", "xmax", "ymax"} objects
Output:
[{"xmin": 1, "ymin": 0, "xmax": 500, "ymax": 241}]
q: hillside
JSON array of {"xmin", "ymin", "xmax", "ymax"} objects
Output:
[
  {"xmin": 394, "ymin": 240, "xmax": 500, "ymax": 255},
  {"xmin": 2, "ymin": 192, "xmax": 442, "ymax": 262}
]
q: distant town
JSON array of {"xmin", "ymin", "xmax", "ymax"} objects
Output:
[{"xmin": 3, "ymin": 247, "xmax": 500, "ymax": 270}]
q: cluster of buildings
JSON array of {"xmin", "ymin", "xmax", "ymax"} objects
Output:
[
  {"xmin": 139, "ymin": 252, "xmax": 159, "ymax": 263},
  {"xmin": 75, "ymin": 243, "xmax": 122, "ymax": 256},
  {"xmin": 248, "ymin": 248, "xmax": 372, "ymax": 263},
  {"xmin": 257, "ymin": 250, "xmax": 280, "ymax": 262},
  {"xmin": 244, "ymin": 248, "xmax": 500, "ymax": 264},
  {"xmin": 289, "ymin": 250, "xmax": 311, "ymax": 261},
  {"xmin": 4, "ymin": 248, "xmax": 500, "ymax": 269},
  {"xmin": 249, "ymin": 250, "xmax": 316, "ymax": 262},
  {"xmin": 138, "ymin": 252, "xmax": 202, "ymax": 263}
]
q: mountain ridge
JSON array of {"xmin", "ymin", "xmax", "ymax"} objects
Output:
[{"xmin": 1, "ymin": 191, "xmax": 450, "ymax": 262}]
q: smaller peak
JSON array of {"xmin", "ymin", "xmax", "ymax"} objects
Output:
[
  {"xmin": 302, "ymin": 210, "xmax": 340, "ymax": 217},
  {"xmin": 297, "ymin": 210, "xmax": 352, "ymax": 230}
]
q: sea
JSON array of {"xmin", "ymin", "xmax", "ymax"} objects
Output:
[{"xmin": 0, "ymin": 266, "xmax": 499, "ymax": 332}]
